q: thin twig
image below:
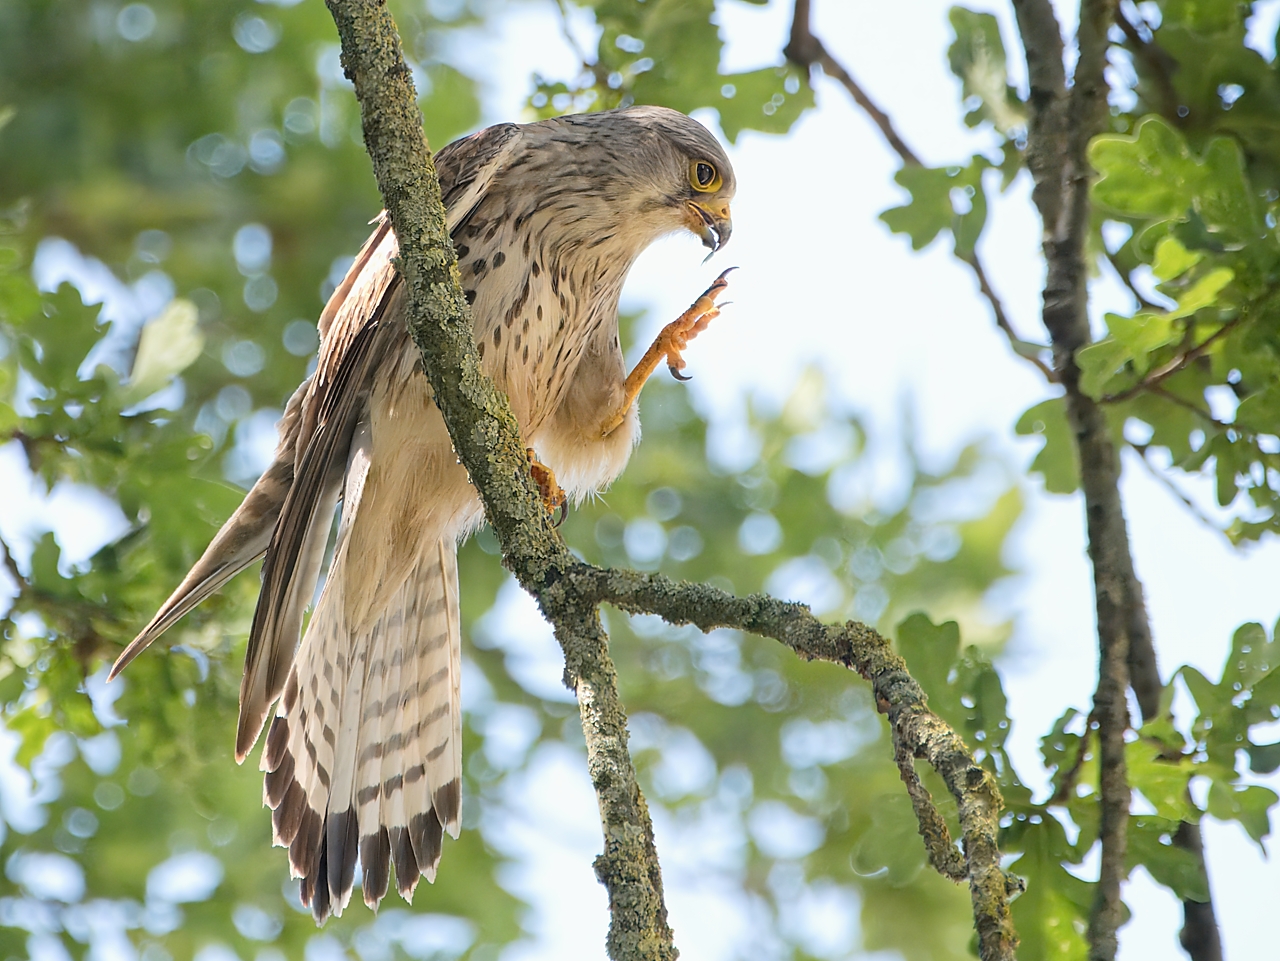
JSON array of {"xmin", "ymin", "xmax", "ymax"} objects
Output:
[
  {"xmin": 0, "ymin": 533, "xmax": 22, "ymax": 587},
  {"xmin": 552, "ymin": 0, "xmax": 609, "ymax": 89},
  {"xmin": 1146, "ymin": 385, "xmax": 1235, "ymax": 432},
  {"xmin": 1103, "ymin": 318, "xmax": 1245, "ymax": 403},
  {"xmin": 1128, "ymin": 442, "xmax": 1224, "ymax": 534},
  {"xmin": 1114, "ymin": 7, "xmax": 1185, "ymax": 125},
  {"xmin": 960, "ymin": 253, "xmax": 1057, "ymax": 381},
  {"xmin": 894, "ymin": 737, "xmax": 969, "ymax": 881},
  {"xmin": 785, "ymin": 0, "xmax": 1052, "ymax": 382},
  {"xmin": 1046, "ymin": 712, "xmax": 1094, "ymax": 807},
  {"xmin": 9, "ymin": 429, "xmax": 42, "ymax": 471},
  {"xmin": 784, "ymin": 0, "xmax": 921, "ymax": 167}
]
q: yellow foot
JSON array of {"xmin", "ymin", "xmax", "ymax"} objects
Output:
[
  {"xmin": 601, "ymin": 268, "xmax": 735, "ymax": 436},
  {"xmin": 526, "ymin": 448, "xmax": 567, "ymax": 525},
  {"xmin": 655, "ymin": 267, "xmax": 734, "ymax": 382}
]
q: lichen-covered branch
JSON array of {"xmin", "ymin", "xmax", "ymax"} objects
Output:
[
  {"xmin": 894, "ymin": 736, "xmax": 969, "ymax": 882},
  {"xmin": 322, "ymin": 2, "xmax": 674, "ymax": 957},
  {"xmin": 562, "ymin": 566, "xmax": 1019, "ymax": 961}
]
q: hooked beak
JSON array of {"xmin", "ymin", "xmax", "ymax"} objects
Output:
[{"xmin": 686, "ymin": 200, "xmax": 733, "ymax": 256}]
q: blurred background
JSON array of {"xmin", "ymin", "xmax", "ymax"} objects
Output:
[{"xmin": 0, "ymin": 0, "xmax": 1278, "ymax": 959}]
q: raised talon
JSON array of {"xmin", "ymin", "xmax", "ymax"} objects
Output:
[
  {"xmin": 600, "ymin": 269, "xmax": 737, "ymax": 437},
  {"xmin": 526, "ymin": 448, "xmax": 567, "ymax": 520}
]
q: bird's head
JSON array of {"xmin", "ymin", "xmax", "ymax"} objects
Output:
[{"xmin": 557, "ymin": 106, "xmax": 735, "ymax": 255}]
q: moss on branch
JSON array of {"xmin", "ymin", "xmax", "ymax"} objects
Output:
[
  {"xmin": 323, "ymin": 2, "xmax": 674, "ymax": 957},
  {"xmin": 562, "ymin": 566, "xmax": 1019, "ymax": 960}
]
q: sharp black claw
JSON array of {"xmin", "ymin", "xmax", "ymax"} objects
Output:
[
  {"xmin": 554, "ymin": 502, "xmax": 569, "ymax": 528},
  {"xmin": 669, "ymin": 365, "xmax": 692, "ymax": 382}
]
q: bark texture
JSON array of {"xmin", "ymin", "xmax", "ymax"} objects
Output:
[{"xmin": 1012, "ymin": 1, "xmax": 1221, "ymax": 958}]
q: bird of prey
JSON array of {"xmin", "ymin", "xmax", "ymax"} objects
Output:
[{"xmin": 109, "ymin": 105, "xmax": 735, "ymax": 921}]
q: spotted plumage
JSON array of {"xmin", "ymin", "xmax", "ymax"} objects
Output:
[{"xmin": 111, "ymin": 106, "xmax": 735, "ymax": 921}]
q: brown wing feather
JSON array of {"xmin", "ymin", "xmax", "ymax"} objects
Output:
[
  {"xmin": 117, "ymin": 120, "xmax": 527, "ymax": 771},
  {"xmin": 236, "ymin": 289, "xmax": 403, "ymax": 761},
  {"xmin": 235, "ymin": 124, "xmax": 525, "ymax": 761}
]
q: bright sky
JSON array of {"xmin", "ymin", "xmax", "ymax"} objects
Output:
[{"xmin": 4, "ymin": 1, "xmax": 1279, "ymax": 959}]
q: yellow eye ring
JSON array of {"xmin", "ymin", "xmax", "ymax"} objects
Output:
[{"xmin": 690, "ymin": 160, "xmax": 722, "ymax": 193}]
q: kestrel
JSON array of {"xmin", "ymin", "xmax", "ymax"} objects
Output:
[{"xmin": 110, "ymin": 106, "xmax": 735, "ymax": 921}]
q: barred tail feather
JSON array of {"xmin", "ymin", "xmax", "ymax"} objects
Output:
[{"xmin": 261, "ymin": 539, "xmax": 464, "ymax": 922}]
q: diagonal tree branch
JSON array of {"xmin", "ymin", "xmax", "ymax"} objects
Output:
[
  {"xmin": 1102, "ymin": 317, "xmax": 1245, "ymax": 404},
  {"xmin": 783, "ymin": 0, "xmax": 921, "ymax": 166},
  {"xmin": 1103, "ymin": 247, "xmax": 1161, "ymax": 312},
  {"xmin": 1113, "ymin": 7, "xmax": 1185, "ymax": 125},
  {"xmin": 323, "ymin": 2, "xmax": 1020, "ymax": 958},
  {"xmin": 784, "ymin": 0, "xmax": 1055, "ymax": 383},
  {"xmin": 0, "ymin": 532, "xmax": 23, "ymax": 589},
  {"xmin": 322, "ymin": 3, "xmax": 674, "ymax": 956},
  {"xmin": 895, "ymin": 736, "xmax": 970, "ymax": 882}
]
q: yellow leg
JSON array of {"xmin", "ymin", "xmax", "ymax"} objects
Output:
[
  {"xmin": 526, "ymin": 448, "xmax": 567, "ymax": 522},
  {"xmin": 601, "ymin": 268, "xmax": 734, "ymax": 437}
]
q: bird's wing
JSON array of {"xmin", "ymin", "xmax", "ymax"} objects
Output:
[
  {"xmin": 235, "ymin": 121, "xmax": 524, "ymax": 761},
  {"xmin": 236, "ymin": 298, "xmax": 396, "ymax": 761},
  {"xmin": 108, "ymin": 375, "xmax": 310, "ymax": 680},
  {"xmin": 113, "ymin": 123, "xmax": 522, "ymax": 686}
]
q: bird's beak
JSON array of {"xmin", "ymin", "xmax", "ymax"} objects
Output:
[{"xmin": 686, "ymin": 200, "xmax": 733, "ymax": 255}]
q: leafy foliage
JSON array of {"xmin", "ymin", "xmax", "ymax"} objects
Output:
[
  {"xmin": 526, "ymin": 0, "xmax": 812, "ymax": 142},
  {"xmin": 875, "ymin": 4, "xmax": 1280, "ymax": 951}
]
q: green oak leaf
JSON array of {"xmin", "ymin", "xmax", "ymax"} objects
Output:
[
  {"xmin": 1151, "ymin": 235, "xmax": 1203, "ymax": 281},
  {"xmin": 1128, "ymin": 817, "xmax": 1209, "ymax": 901},
  {"xmin": 947, "ymin": 7, "xmax": 1025, "ymax": 134},
  {"xmin": 1207, "ymin": 780, "xmax": 1278, "ymax": 846},
  {"xmin": 1016, "ymin": 397, "xmax": 1080, "ymax": 494}
]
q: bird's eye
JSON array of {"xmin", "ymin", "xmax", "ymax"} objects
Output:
[{"xmin": 690, "ymin": 160, "xmax": 721, "ymax": 192}]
